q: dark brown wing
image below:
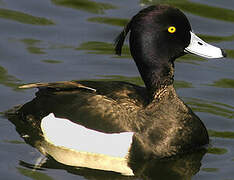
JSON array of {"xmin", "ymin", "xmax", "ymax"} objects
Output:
[
  {"xmin": 18, "ymin": 80, "xmax": 148, "ymax": 133},
  {"xmin": 19, "ymin": 81, "xmax": 96, "ymax": 92}
]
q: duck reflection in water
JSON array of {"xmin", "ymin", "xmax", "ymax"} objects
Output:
[{"xmin": 5, "ymin": 4, "xmax": 225, "ymax": 179}]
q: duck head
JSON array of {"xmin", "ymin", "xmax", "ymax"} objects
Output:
[{"xmin": 115, "ymin": 5, "xmax": 226, "ymax": 98}]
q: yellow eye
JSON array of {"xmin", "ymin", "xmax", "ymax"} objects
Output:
[{"xmin": 168, "ymin": 26, "xmax": 176, "ymax": 33}]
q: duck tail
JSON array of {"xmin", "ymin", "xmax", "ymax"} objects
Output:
[{"xmin": 114, "ymin": 20, "xmax": 132, "ymax": 56}]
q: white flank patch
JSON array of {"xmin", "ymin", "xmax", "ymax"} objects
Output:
[{"xmin": 41, "ymin": 113, "xmax": 134, "ymax": 158}]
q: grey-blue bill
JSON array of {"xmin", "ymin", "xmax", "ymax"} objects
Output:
[{"xmin": 185, "ymin": 31, "xmax": 226, "ymax": 58}]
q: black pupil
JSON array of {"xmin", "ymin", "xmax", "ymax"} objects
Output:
[{"xmin": 198, "ymin": 42, "xmax": 203, "ymax": 45}]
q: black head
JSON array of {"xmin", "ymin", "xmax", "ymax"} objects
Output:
[{"xmin": 115, "ymin": 5, "xmax": 192, "ymax": 62}]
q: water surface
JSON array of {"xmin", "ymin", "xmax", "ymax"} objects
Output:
[{"xmin": 0, "ymin": 0, "xmax": 234, "ymax": 179}]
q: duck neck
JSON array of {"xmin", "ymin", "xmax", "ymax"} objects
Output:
[
  {"xmin": 136, "ymin": 58, "xmax": 174, "ymax": 99},
  {"xmin": 129, "ymin": 32, "xmax": 175, "ymax": 100}
]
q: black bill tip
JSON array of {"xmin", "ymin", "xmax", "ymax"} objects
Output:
[{"xmin": 221, "ymin": 49, "xmax": 227, "ymax": 58}]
